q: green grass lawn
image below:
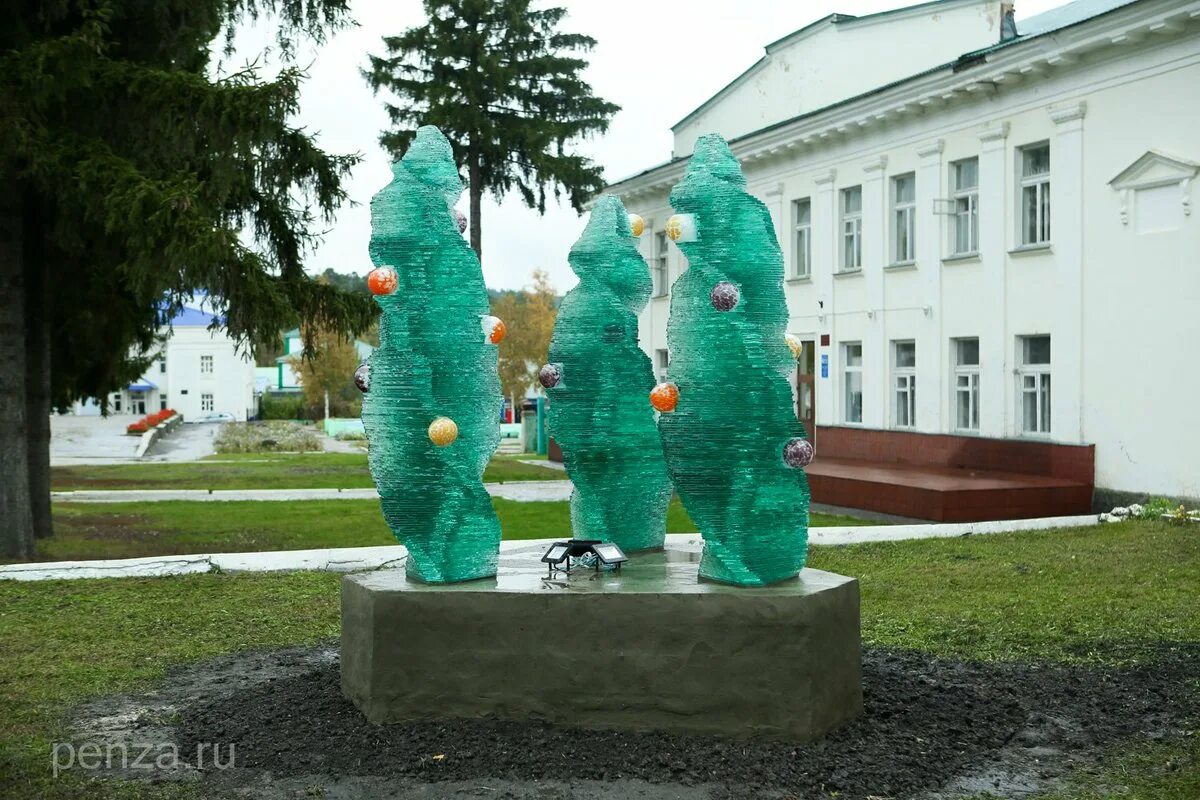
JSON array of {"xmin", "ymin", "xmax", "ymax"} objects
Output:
[
  {"xmin": 21, "ymin": 500, "xmax": 872, "ymax": 562},
  {"xmin": 50, "ymin": 452, "xmax": 567, "ymax": 491},
  {"xmin": 1, "ymin": 520, "xmax": 1197, "ymax": 799}
]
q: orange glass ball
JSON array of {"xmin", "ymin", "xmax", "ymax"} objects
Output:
[
  {"xmin": 650, "ymin": 382, "xmax": 679, "ymax": 413},
  {"xmin": 368, "ymin": 266, "xmax": 399, "ymax": 296},
  {"xmin": 428, "ymin": 416, "xmax": 458, "ymax": 447},
  {"xmin": 482, "ymin": 315, "xmax": 506, "ymax": 344}
]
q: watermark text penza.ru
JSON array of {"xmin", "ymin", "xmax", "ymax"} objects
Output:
[{"xmin": 51, "ymin": 741, "xmax": 235, "ymax": 777}]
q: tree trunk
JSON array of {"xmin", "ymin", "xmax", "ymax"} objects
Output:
[
  {"xmin": 0, "ymin": 187, "xmax": 35, "ymax": 560},
  {"xmin": 24, "ymin": 189, "xmax": 52, "ymax": 540},
  {"xmin": 467, "ymin": 143, "xmax": 483, "ymax": 262}
]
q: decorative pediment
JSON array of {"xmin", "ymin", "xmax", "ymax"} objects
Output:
[
  {"xmin": 1108, "ymin": 150, "xmax": 1198, "ymax": 225},
  {"xmin": 1110, "ymin": 150, "xmax": 1197, "ymax": 189}
]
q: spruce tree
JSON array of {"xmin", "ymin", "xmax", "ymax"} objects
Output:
[
  {"xmin": 655, "ymin": 135, "xmax": 813, "ymax": 586},
  {"xmin": 0, "ymin": 1, "xmax": 374, "ymax": 559},
  {"xmin": 362, "ymin": 0, "xmax": 619, "ymax": 261}
]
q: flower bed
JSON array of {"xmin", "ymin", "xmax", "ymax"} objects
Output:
[
  {"xmin": 127, "ymin": 408, "xmax": 177, "ymax": 435},
  {"xmin": 214, "ymin": 421, "xmax": 322, "ymax": 453}
]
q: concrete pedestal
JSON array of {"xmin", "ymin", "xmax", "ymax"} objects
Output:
[{"xmin": 341, "ymin": 542, "xmax": 862, "ymax": 741}]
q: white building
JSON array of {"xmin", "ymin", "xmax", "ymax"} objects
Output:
[
  {"xmin": 257, "ymin": 327, "xmax": 376, "ymax": 393},
  {"xmin": 73, "ymin": 300, "xmax": 257, "ymax": 421},
  {"xmin": 610, "ymin": 0, "xmax": 1200, "ymax": 506}
]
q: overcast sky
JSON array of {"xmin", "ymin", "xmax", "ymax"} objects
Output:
[{"xmin": 225, "ymin": 0, "xmax": 1067, "ymax": 293}]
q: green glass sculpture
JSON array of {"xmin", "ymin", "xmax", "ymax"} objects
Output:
[
  {"xmin": 542, "ymin": 196, "xmax": 672, "ymax": 551},
  {"xmin": 359, "ymin": 126, "xmax": 502, "ymax": 583},
  {"xmin": 654, "ymin": 134, "xmax": 812, "ymax": 586}
]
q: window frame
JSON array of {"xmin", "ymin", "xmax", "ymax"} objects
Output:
[
  {"xmin": 891, "ymin": 340, "xmax": 916, "ymax": 429},
  {"xmin": 1019, "ymin": 143, "xmax": 1051, "ymax": 246},
  {"xmin": 890, "ymin": 174, "xmax": 916, "ymax": 265},
  {"xmin": 199, "ymin": 354, "xmax": 214, "ymax": 375},
  {"xmin": 842, "ymin": 341, "xmax": 864, "ymax": 424},
  {"xmin": 655, "ymin": 348, "xmax": 669, "ymax": 382},
  {"xmin": 1016, "ymin": 334, "xmax": 1051, "ymax": 435},
  {"xmin": 652, "ymin": 231, "xmax": 669, "ymax": 297},
  {"xmin": 952, "ymin": 337, "xmax": 980, "ymax": 432},
  {"xmin": 792, "ymin": 198, "xmax": 812, "ymax": 279},
  {"xmin": 200, "ymin": 393, "xmax": 215, "ymax": 413},
  {"xmin": 951, "ymin": 158, "xmax": 979, "ymax": 256},
  {"xmin": 839, "ymin": 186, "xmax": 863, "ymax": 273}
]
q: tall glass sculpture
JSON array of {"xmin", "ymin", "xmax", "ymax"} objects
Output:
[
  {"xmin": 653, "ymin": 134, "xmax": 813, "ymax": 586},
  {"xmin": 359, "ymin": 126, "xmax": 503, "ymax": 583},
  {"xmin": 541, "ymin": 196, "xmax": 672, "ymax": 551}
]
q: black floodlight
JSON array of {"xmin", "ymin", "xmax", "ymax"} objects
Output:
[
  {"xmin": 591, "ymin": 542, "xmax": 629, "ymax": 567},
  {"xmin": 541, "ymin": 539, "xmax": 626, "ymax": 577}
]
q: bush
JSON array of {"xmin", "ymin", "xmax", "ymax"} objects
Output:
[
  {"xmin": 214, "ymin": 421, "xmax": 322, "ymax": 453},
  {"xmin": 260, "ymin": 393, "xmax": 308, "ymax": 421}
]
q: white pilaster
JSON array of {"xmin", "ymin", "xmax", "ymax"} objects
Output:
[
  {"xmin": 1049, "ymin": 101, "xmax": 1086, "ymax": 443},
  {"xmin": 862, "ymin": 155, "xmax": 888, "ymax": 429},
  {"xmin": 976, "ymin": 121, "xmax": 1009, "ymax": 438},
  {"xmin": 915, "ymin": 139, "xmax": 944, "ymax": 432},
  {"xmin": 812, "ymin": 168, "xmax": 837, "ymax": 427}
]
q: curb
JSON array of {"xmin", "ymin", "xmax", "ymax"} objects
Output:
[{"xmin": 0, "ymin": 517, "xmax": 1099, "ymax": 582}]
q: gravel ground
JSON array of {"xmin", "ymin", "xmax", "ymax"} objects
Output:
[{"xmin": 65, "ymin": 642, "xmax": 1198, "ymax": 799}]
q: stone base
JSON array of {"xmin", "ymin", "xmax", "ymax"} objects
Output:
[{"xmin": 341, "ymin": 542, "xmax": 862, "ymax": 741}]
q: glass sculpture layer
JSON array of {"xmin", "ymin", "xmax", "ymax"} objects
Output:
[
  {"xmin": 544, "ymin": 196, "xmax": 673, "ymax": 551},
  {"xmin": 657, "ymin": 134, "xmax": 811, "ymax": 586},
  {"xmin": 361, "ymin": 126, "xmax": 502, "ymax": 583}
]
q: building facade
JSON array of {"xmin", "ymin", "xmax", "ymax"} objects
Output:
[
  {"xmin": 609, "ymin": 0, "xmax": 1200, "ymax": 503},
  {"xmin": 73, "ymin": 302, "xmax": 257, "ymax": 421}
]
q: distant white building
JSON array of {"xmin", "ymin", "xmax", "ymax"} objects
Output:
[
  {"xmin": 609, "ymin": 0, "xmax": 1200, "ymax": 505},
  {"xmin": 72, "ymin": 300, "xmax": 257, "ymax": 421},
  {"xmin": 257, "ymin": 327, "xmax": 376, "ymax": 394}
]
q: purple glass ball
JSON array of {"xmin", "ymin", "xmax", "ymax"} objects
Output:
[
  {"xmin": 453, "ymin": 208, "xmax": 468, "ymax": 234},
  {"xmin": 538, "ymin": 363, "xmax": 562, "ymax": 389},
  {"xmin": 710, "ymin": 281, "xmax": 739, "ymax": 312},
  {"xmin": 354, "ymin": 362, "xmax": 371, "ymax": 394},
  {"xmin": 783, "ymin": 437, "xmax": 815, "ymax": 468}
]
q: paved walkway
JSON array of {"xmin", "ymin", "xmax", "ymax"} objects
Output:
[
  {"xmin": 51, "ymin": 481, "xmax": 574, "ymax": 504},
  {"xmin": 51, "ymin": 416, "xmax": 219, "ymax": 466},
  {"xmin": 0, "ymin": 516, "xmax": 1100, "ymax": 582}
]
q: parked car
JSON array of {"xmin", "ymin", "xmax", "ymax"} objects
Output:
[{"xmin": 190, "ymin": 412, "xmax": 236, "ymax": 424}]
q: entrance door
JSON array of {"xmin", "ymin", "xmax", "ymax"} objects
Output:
[
  {"xmin": 795, "ymin": 340, "xmax": 816, "ymax": 442},
  {"xmin": 130, "ymin": 391, "xmax": 147, "ymax": 415}
]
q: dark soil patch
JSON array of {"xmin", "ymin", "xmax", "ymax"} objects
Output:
[{"xmin": 135, "ymin": 644, "xmax": 1197, "ymax": 799}]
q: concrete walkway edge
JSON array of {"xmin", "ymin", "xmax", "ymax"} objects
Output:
[
  {"xmin": 0, "ymin": 515, "xmax": 1099, "ymax": 582},
  {"xmin": 51, "ymin": 482, "xmax": 574, "ymax": 503}
]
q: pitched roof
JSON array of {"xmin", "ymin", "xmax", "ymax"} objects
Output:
[
  {"xmin": 169, "ymin": 304, "xmax": 220, "ymax": 327},
  {"xmin": 606, "ymin": 0, "xmax": 1154, "ymax": 193}
]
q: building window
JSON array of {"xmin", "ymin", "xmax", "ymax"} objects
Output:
[
  {"xmin": 953, "ymin": 337, "xmax": 980, "ymax": 431},
  {"xmin": 840, "ymin": 186, "xmax": 862, "ymax": 272},
  {"xmin": 1020, "ymin": 143, "xmax": 1051, "ymax": 245},
  {"xmin": 652, "ymin": 231, "xmax": 669, "ymax": 297},
  {"xmin": 655, "ymin": 349, "xmax": 669, "ymax": 382},
  {"xmin": 200, "ymin": 354, "xmax": 214, "ymax": 374},
  {"xmin": 1017, "ymin": 335, "xmax": 1051, "ymax": 435},
  {"xmin": 159, "ymin": 356, "xmax": 167, "ymax": 374},
  {"xmin": 160, "ymin": 395, "xmax": 168, "ymax": 411},
  {"xmin": 951, "ymin": 158, "xmax": 979, "ymax": 255},
  {"xmin": 792, "ymin": 198, "xmax": 812, "ymax": 278},
  {"xmin": 112, "ymin": 393, "xmax": 122, "ymax": 413},
  {"xmin": 842, "ymin": 342, "xmax": 863, "ymax": 424},
  {"xmin": 201, "ymin": 393, "xmax": 215, "ymax": 413},
  {"xmin": 892, "ymin": 340, "xmax": 916, "ymax": 428},
  {"xmin": 891, "ymin": 174, "xmax": 916, "ymax": 264}
]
